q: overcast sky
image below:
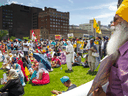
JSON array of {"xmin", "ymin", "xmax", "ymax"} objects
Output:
[{"xmin": 1, "ymin": 0, "xmax": 118, "ymax": 26}]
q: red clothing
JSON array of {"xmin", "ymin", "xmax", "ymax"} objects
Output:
[
  {"xmin": 52, "ymin": 57, "xmax": 61, "ymax": 66},
  {"xmin": 18, "ymin": 60, "xmax": 28, "ymax": 81},
  {"xmin": 32, "ymin": 72, "xmax": 50, "ymax": 85}
]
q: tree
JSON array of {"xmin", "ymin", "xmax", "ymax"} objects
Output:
[
  {"xmin": 0, "ymin": 30, "xmax": 8, "ymax": 40},
  {"xmin": 10, "ymin": 36, "xmax": 16, "ymax": 41},
  {"xmin": 23, "ymin": 37, "xmax": 30, "ymax": 40}
]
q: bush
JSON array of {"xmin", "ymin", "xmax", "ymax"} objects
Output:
[{"xmin": 10, "ymin": 36, "xmax": 16, "ymax": 41}]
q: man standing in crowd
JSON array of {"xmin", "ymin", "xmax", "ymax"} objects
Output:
[
  {"xmin": 22, "ymin": 39, "xmax": 29, "ymax": 56},
  {"xmin": 65, "ymin": 40, "xmax": 74, "ymax": 72},
  {"xmin": 87, "ymin": 39, "xmax": 97, "ymax": 72}
]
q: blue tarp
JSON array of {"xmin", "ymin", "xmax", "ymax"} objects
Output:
[{"xmin": 33, "ymin": 53, "xmax": 51, "ymax": 70}]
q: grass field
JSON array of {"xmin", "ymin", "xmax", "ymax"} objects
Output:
[{"xmin": 0, "ymin": 59, "xmax": 100, "ymax": 96}]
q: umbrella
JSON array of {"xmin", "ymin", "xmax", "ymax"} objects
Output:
[
  {"xmin": 51, "ymin": 42, "xmax": 56, "ymax": 46},
  {"xmin": 33, "ymin": 53, "xmax": 51, "ymax": 70}
]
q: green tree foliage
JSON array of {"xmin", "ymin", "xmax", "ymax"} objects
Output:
[
  {"xmin": 0, "ymin": 30, "xmax": 8, "ymax": 40},
  {"xmin": 10, "ymin": 36, "xmax": 16, "ymax": 40},
  {"xmin": 23, "ymin": 37, "xmax": 30, "ymax": 41}
]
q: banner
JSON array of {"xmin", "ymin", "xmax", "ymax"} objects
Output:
[
  {"xmin": 68, "ymin": 33, "xmax": 74, "ymax": 38},
  {"xmin": 55, "ymin": 35, "xmax": 61, "ymax": 40},
  {"xmin": 83, "ymin": 34, "xmax": 89, "ymax": 39},
  {"xmin": 32, "ymin": 30, "xmax": 37, "ymax": 40}
]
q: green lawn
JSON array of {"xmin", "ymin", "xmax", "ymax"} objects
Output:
[{"xmin": 0, "ymin": 60, "xmax": 100, "ymax": 96}]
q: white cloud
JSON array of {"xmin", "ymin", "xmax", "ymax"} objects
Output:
[
  {"xmin": 69, "ymin": 2, "xmax": 117, "ymax": 11},
  {"xmin": 108, "ymin": 5, "xmax": 117, "ymax": 11},
  {"xmin": 68, "ymin": 0, "xmax": 73, "ymax": 4},
  {"xmin": 8, "ymin": 1, "xmax": 24, "ymax": 5},
  {"xmin": 8, "ymin": 1, "xmax": 18, "ymax": 4},
  {"xmin": 28, "ymin": 3, "xmax": 33, "ymax": 6},
  {"xmin": 91, "ymin": 12, "xmax": 115, "ymax": 19}
]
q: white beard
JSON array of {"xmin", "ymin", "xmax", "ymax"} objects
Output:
[{"xmin": 107, "ymin": 21, "xmax": 128, "ymax": 55}]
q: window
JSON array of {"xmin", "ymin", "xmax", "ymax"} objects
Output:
[
  {"xmin": 9, "ymin": 25, "xmax": 13, "ymax": 27},
  {"xmin": 53, "ymin": 19, "xmax": 55, "ymax": 21}
]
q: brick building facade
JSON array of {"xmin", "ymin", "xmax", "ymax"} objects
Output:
[{"xmin": 38, "ymin": 7, "xmax": 69, "ymax": 39}]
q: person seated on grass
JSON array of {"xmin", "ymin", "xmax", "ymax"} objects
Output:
[
  {"xmin": 72, "ymin": 53, "xmax": 81, "ymax": 66},
  {"xmin": 14, "ymin": 64, "xmax": 26, "ymax": 86},
  {"xmin": 56, "ymin": 50, "xmax": 61, "ymax": 56},
  {"xmin": 30, "ymin": 67, "xmax": 37, "ymax": 81},
  {"xmin": 51, "ymin": 53, "xmax": 61, "ymax": 68},
  {"xmin": 32, "ymin": 65, "xmax": 50, "ymax": 85},
  {"xmin": 51, "ymin": 76, "xmax": 77, "ymax": 95},
  {"xmin": 25, "ymin": 55, "xmax": 32, "ymax": 69},
  {"xmin": 41, "ymin": 50, "xmax": 48, "ymax": 60},
  {"xmin": 0, "ymin": 69, "xmax": 24, "ymax": 96},
  {"xmin": 18, "ymin": 58, "xmax": 29, "ymax": 82},
  {"xmin": 10, "ymin": 57, "xmax": 17, "ymax": 69},
  {"xmin": 1, "ymin": 56, "xmax": 11, "ymax": 70},
  {"xmin": 28, "ymin": 59, "xmax": 39, "ymax": 76}
]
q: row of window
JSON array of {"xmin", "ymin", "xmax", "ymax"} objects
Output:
[
  {"xmin": 3, "ymin": 19, "xmax": 13, "ymax": 22},
  {"xmin": 3, "ymin": 13, "xmax": 13, "ymax": 15},
  {"xmin": 50, "ymin": 25, "xmax": 68, "ymax": 28},
  {"xmin": 50, "ymin": 18, "xmax": 68, "ymax": 22},
  {"xmin": 50, "ymin": 22, "xmax": 68, "ymax": 26},
  {"xmin": 50, "ymin": 16, "xmax": 68, "ymax": 19},
  {"xmin": 3, "ymin": 25, "xmax": 13, "ymax": 27},
  {"xmin": 50, "ymin": 28, "xmax": 68, "ymax": 31},
  {"xmin": 3, "ymin": 10, "xmax": 13, "ymax": 12},
  {"xmin": 3, "ymin": 16, "xmax": 13, "ymax": 18},
  {"xmin": 3, "ymin": 22, "xmax": 13, "ymax": 24},
  {"xmin": 49, "ymin": 12, "xmax": 68, "ymax": 17}
]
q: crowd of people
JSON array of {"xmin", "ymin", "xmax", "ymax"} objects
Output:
[{"xmin": 0, "ymin": 36, "xmax": 108, "ymax": 95}]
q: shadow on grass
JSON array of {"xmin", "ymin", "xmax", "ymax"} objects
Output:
[
  {"xmin": 87, "ymin": 71, "xmax": 98, "ymax": 76},
  {"xmin": 28, "ymin": 80, "xmax": 50, "ymax": 86}
]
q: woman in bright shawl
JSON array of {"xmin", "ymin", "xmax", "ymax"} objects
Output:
[
  {"xmin": 32, "ymin": 65, "xmax": 50, "ymax": 85},
  {"xmin": 14, "ymin": 64, "xmax": 26, "ymax": 86},
  {"xmin": 18, "ymin": 58, "xmax": 28, "ymax": 82}
]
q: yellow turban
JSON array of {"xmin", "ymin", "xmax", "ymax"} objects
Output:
[
  {"xmin": 116, "ymin": 0, "xmax": 128, "ymax": 22},
  {"xmin": 42, "ymin": 50, "xmax": 46, "ymax": 53}
]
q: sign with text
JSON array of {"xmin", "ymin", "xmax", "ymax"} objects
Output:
[
  {"xmin": 68, "ymin": 33, "xmax": 74, "ymax": 38},
  {"xmin": 55, "ymin": 35, "xmax": 61, "ymax": 40}
]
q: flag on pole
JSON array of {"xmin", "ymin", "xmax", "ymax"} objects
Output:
[
  {"xmin": 32, "ymin": 30, "xmax": 37, "ymax": 40},
  {"xmin": 93, "ymin": 18, "xmax": 102, "ymax": 34}
]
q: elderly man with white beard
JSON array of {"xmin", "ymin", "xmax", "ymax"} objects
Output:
[{"xmin": 93, "ymin": 0, "xmax": 128, "ymax": 96}]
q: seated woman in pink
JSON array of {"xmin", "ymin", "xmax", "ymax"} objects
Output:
[
  {"xmin": 32, "ymin": 66, "xmax": 50, "ymax": 85},
  {"xmin": 51, "ymin": 53, "xmax": 61, "ymax": 68}
]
